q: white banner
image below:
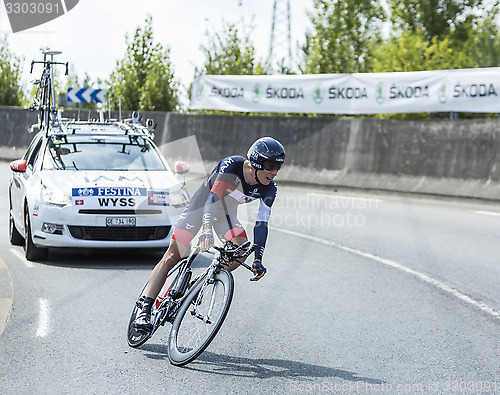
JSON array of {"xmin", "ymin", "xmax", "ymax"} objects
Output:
[{"xmin": 190, "ymin": 68, "xmax": 500, "ymax": 114}]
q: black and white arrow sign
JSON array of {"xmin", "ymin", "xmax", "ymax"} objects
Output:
[{"xmin": 67, "ymin": 87, "xmax": 107, "ymax": 103}]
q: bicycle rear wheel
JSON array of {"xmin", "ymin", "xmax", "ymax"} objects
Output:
[
  {"xmin": 168, "ymin": 269, "xmax": 234, "ymax": 366},
  {"xmin": 127, "ymin": 283, "xmax": 151, "ymax": 348}
]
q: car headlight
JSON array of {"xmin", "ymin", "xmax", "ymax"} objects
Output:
[
  {"xmin": 169, "ymin": 189, "xmax": 189, "ymax": 208},
  {"xmin": 41, "ymin": 187, "xmax": 70, "ymax": 207}
]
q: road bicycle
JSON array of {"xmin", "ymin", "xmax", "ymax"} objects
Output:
[
  {"xmin": 127, "ymin": 240, "xmax": 257, "ymax": 366},
  {"xmin": 30, "ymin": 48, "xmax": 68, "ymax": 132}
]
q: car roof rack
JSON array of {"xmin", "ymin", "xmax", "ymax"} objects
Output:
[
  {"xmin": 47, "ymin": 118, "xmax": 156, "ymax": 139},
  {"xmin": 29, "ymin": 49, "xmax": 156, "ymax": 139}
]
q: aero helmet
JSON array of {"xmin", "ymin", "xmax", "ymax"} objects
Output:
[{"xmin": 247, "ymin": 137, "xmax": 285, "ymax": 170}]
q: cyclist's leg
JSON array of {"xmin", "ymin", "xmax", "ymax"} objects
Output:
[
  {"xmin": 144, "ymin": 238, "xmax": 189, "ymax": 299},
  {"xmin": 134, "ymin": 226, "xmax": 196, "ymax": 332},
  {"xmin": 145, "ymin": 213, "xmax": 201, "ymax": 299}
]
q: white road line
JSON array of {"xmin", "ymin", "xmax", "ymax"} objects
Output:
[
  {"xmin": 0, "ymin": 256, "xmax": 7, "ymax": 269},
  {"xmin": 272, "ymin": 226, "xmax": 500, "ymax": 321},
  {"xmin": 474, "ymin": 210, "xmax": 500, "ymax": 217},
  {"xmin": 36, "ymin": 298, "xmax": 50, "ymax": 337},
  {"xmin": 0, "ymin": 298, "xmax": 13, "ymax": 337},
  {"xmin": 0, "ymin": 256, "xmax": 13, "ymax": 337},
  {"xmin": 9, "ymin": 248, "xmax": 33, "ymax": 268},
  {"xmin": 307, "ymin": 192, "xmax": 383, "ymax": 203}
]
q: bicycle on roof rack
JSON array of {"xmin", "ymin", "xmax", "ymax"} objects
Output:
[
  {"xmin": 29, "ymin": 48, "xmax": 68, "ymax": 134},
  {"xmin": 28, "ymin": 49, "xmax": 159, "ymax": 139},
  {"xmin": 127, "ymin": 240, "xmax": 257, "ymax": 366}
]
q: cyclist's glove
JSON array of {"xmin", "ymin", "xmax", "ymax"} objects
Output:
[
  {"xmin": 252, "ymin": 260, "xmax": 267, "ymax": 276},
  {"xmin": 198, "ymin": 229, "xmax": 214, "ymax": 250}
]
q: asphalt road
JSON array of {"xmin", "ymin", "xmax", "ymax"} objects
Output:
[{"xmin": 1, "ymin": 163, "xmax": 499, "ymax": 394}]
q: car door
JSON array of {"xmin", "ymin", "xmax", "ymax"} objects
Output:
[{"xmin": 11, "ymin": 134, "xmax": 43, "ymax": 232}]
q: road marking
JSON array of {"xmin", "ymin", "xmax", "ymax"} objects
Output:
[
  {"xmin": 9, "ymin": 248, "xmax": 34, "ymax": 268},
  {"xmin": 36, "ymin": 298, "xmax": 50, "ymax": 337},
  {"xmin": 0, "ymin": 255, "xmax": 14, "ymax": 337},
  {"xmin": 474, "ymin": 210, "xmax": 500, "ymax": 217},
  {"xmin": 0, "ymin": 298, "xmax": 12, "ymax": 337},
  {"xmin": 272, "ymin": 226, "xmax": 500, "ymax": 321},
  {"xmin": 307, "ymin": 192, "xmax": 383, "ymax": 203}
]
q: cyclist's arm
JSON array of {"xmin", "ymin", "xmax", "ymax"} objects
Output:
[
  {"xmin": 249, "ymin": 200, "xmax": 272, "ymax": 281},
  {"xmin": 253, "ymin": 221, "xmax": 268, "ymax": 262},
  {"xmin": 253, "ymin": 197, "xmax": 272, "ymax": 261}
]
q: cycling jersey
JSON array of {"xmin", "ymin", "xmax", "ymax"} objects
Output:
[{"xmin": 172, "ymin": 155, "xmax": 277, "ymax": 261}]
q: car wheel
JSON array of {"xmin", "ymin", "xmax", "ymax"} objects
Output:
[
  {"xmin": 24, "ymin": 210, "xmax": 48, "ymax": 261},
  {"xmin": 9, "ymin": 208, "xmax": 24, "ymax": 246}
]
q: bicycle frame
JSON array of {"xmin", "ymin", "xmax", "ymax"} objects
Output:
[
  {"xmin": 30, "ymin": 49, "xmax": 68, "ymax": 133},
  {"xmin": 146, "ymin": 251, "xmax": 197, "ymax": 334},
  {"xmin": 144, "ymin": 241, "xmax": 256, "ymax": 338}
]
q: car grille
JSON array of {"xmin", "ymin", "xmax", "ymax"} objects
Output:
[
  {"xmin": 78, "ymin": 209, "xmax": 163, "ymax": 215},
  {"xmin": 68, "ymin": 226, "xmax": 170, "ymax": 241}
]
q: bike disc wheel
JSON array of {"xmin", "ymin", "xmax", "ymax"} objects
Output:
[
  {"xmin": 127, "ymin": 283, "xmax": 151, "ymax": 348},
  {"xmin": 168, "ymin": 269, "xmax": 234, "ymax": 366}
]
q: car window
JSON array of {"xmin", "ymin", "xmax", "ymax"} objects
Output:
[
  {"xmin": 26, "ymin": 136, "xmax": 43, "ymax": 169},
  {"xmin": 23, "ymin": 133, "xmax": 42, "ymax": 160},
  {"xmin": 42, "ymin": 135, "xmax": 167, "ymax": 171}
]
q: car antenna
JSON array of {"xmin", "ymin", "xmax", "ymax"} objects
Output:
[{"xmin": 118, "ymin": 97, "xmax": 122, "ymax": 122}]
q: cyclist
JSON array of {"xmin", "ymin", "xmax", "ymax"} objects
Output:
[{"xmin": 133, "ymin": 137, "xmax": 285, "ymax": 333}]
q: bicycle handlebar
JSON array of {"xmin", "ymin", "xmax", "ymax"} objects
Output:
[
  {"xmin": 30, "ymin": 60, "xmax": 69, "ymax": 75},
  {"xmin": 213, "ymin": 241, "xmax": 257, "ymax": 272}
]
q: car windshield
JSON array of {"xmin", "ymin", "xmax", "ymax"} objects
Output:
[{"xmin": 42, "ymin": 134, "xmax": 167, "ymax": 171}]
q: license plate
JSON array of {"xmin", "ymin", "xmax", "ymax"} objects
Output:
[{"xmin": 106, "ymin": 217, "xmax": 136, "ymax": 227}]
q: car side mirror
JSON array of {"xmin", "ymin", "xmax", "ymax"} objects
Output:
[
  {"xmin": 10, "ymin": 159, "xmax": 27, "ymax": 173},
  {"xmin": 175, "ymin": 161, "xmax": 190, "ymax": 175}
]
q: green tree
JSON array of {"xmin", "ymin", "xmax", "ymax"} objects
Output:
[
  {"xmin": 192, "ymin": 22, "xmax": 270, "ymax": 114},
  {"xmin": 301, "ymin": 0, "xmax": 386, "ymax": 74},
  {"xmin": 109, "ymin": 16, "xmax": 179, "ymax": 112},
  {"xmin": 463, "ymin": 15, "xmax": 500, "ymax": 68},
  {"xmin": 195, "ymin": 22, "xmax": 269, "ymax": 77},
  {"xmin": 390, "ymin": 0, "xmax": 495, "ymax": 43},
  {"xmin": 371, "ymin": 30, "xmax": 476, "ymax": 72},
  {"xmin": 0, "ymin": 36, "xmax": 25, "ymax": 106},
  {"xmin": 380, "ymin": 1, "xmax": 500, "ymax": 70}
]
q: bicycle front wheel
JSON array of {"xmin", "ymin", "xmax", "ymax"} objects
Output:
[{"xmin": 168, "ymin": 269, "xmax": 234, "ymax": 366}]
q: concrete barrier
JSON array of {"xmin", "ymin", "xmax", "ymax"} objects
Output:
[{"xmin": 1, "ymin": 106, "xmax": 499, "ymax": 201}]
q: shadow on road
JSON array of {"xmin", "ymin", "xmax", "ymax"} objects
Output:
[{"xmin": 141, "ymin": 344, "xmax": 383, "ymax": 384}]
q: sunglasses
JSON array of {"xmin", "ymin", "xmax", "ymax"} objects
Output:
[{"xmin": 262, "ymin": 161, "xmax": 282, "ymax": 172}]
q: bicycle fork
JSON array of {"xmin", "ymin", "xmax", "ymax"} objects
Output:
[
  {"xmin": 191, "ymin": 281, "xmax": 220, "ymax": 324},
  {"xmin": 190, "ymin": 257, "xmax": 220, "ymax": 324}
]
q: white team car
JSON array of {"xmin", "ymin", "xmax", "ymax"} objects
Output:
[{"xmin": 9, "ymin": 118, "xmax": 190, "ymax": 261}]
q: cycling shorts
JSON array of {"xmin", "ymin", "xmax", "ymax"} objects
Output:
[{"xmin": 172, "ymin": 204, "xmax": 248, "ymax": 248}]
